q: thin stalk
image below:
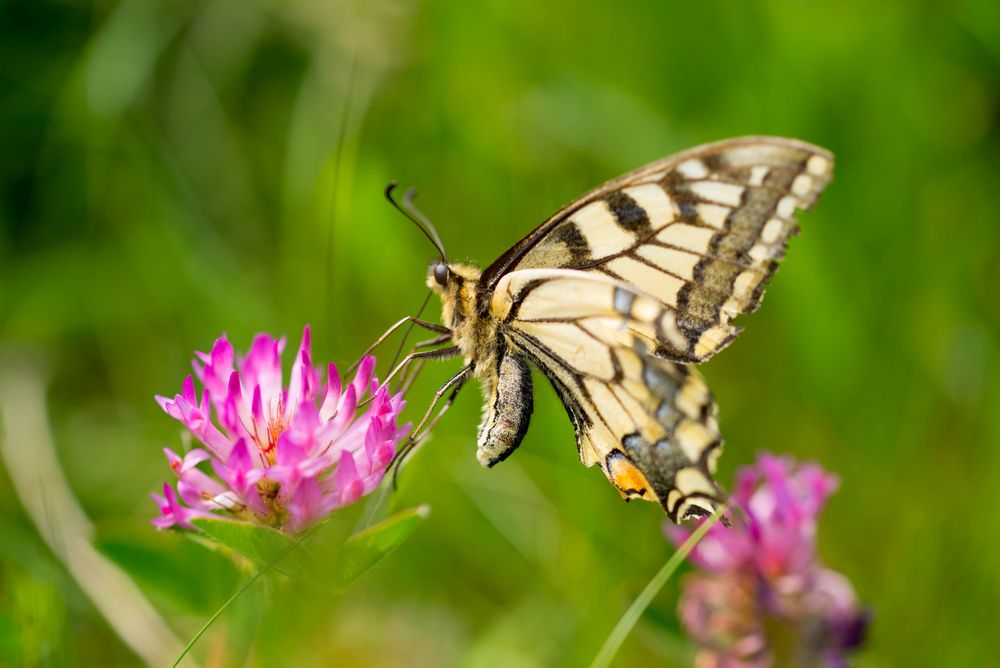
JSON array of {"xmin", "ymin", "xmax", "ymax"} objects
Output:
[
  {"xmin": 171, "ymin": 525, "xmax": 320, "ymax": 667},
  {"xmin": 588, "ymin": 505, "xmax": 727, "ymax": 668}
]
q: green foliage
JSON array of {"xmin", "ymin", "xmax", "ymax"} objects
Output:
[
  {"xmin": 0, "ymin": 565, "xmax": 66, "ymax": 667},
  {"xmin": 332, "ymin": 504, "xmax": 431, "ymax": 588},
  {"xmin": 96, "ymin": 524, "xmax": 241, "ymax": 615},
  {"xmin": 165, "ymin": 508, "xmax": 428, "ymax": 667},
  {"xmin": 189, "ymin": 505, "xmax": 429, "ymax": 590},
  {"xmin": 190, "ymin": 518, "xmax": 325, "ymax": 585},
  {"xmin": 2, "ymin": 0, "xmax": 999, "ymax": 665}
]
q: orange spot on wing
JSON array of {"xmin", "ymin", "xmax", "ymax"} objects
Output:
[{"xmin": 607, "ymin": 454, "xmax": 655, "ymax": 500}]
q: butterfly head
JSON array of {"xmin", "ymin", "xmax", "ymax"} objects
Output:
[
  {"xmin": 426, "ymin": 261, "xmax": 480, "ymax": 295},
  {"xmin": 426, "ymin": 260, "xmax": 482, "ymax": 344},
  {"xmin": 426, "ymin": 260, "xmax": 456, "ymax": 317}
]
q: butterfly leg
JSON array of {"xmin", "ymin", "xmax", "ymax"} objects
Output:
[
  {"xmin": 396, "ymin": 333, "xmax": 455, "ymax": 391},
  {"xmin": 380, "ymin": 346, "xmax": 461, "ymax": 390},
  {"xmin": 348, "ymin": 314, "xmax": 451, "ymax": 375},
  {"xmin": 411, "ymin": 333, "xmax": 454, "ymax": 349},
  {"xmin": 390, "ymin": 365, "xmax": 473, "ymax": 485}
]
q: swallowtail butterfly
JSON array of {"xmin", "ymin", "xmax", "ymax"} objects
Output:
[{"xmin": 389, "ymin": 137, "xmax": 832, "ymax": 522}]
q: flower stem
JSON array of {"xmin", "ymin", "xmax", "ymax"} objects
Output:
[
  {"xmin": 588, "ymin": 505, "xmax": 727, "ymax": 668},
  {"xmin": 171, "ymin": 524, "xmax": 321, "ymax": 667}
]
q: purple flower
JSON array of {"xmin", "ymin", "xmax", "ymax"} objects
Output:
[
  {"xmin": 153, "ymin": 327, "xmax": 409, "ymax": 533},
  {"xmin": 668, "ymin": 454, "xmax": 868, "ymax": 668}
]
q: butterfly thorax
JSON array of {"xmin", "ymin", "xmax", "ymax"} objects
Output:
[
  {"xmin": 428, "ymin": 262, "xmax": 500, "ymax": 380},
  {"xmin": 428, "ymin": 260, "xmax": 533, "ymax": 470}
]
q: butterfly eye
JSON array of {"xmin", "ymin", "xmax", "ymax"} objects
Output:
[{"xmin": 433, "ymin": 262, "xmax": 450, "ymax": 286}]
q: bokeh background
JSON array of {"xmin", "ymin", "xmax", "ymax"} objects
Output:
[{"xmin": 2, "ymin": 0, "xmax": 998, "ymax": 666}]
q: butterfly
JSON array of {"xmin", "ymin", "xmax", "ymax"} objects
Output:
[{"xmin": 383, "ymin": 137, "xmax": 833, "ymax": 522}]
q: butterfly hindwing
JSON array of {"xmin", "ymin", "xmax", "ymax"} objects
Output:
[
  {"xmin": 481, "ymin": 137, "xmax": 833, "ymax": 362},
  {"xmin": 490, "ymin": 269, "xmax": 724, "ymax": 521}
]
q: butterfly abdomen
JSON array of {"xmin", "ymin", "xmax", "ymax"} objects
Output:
[{"xmin": 476, "ymin": 352, "xmax": 533, "ymax": 467}]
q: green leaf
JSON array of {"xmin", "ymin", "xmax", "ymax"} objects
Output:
[
  {"xmin": 189, "ymin": 518, "xmax": 322, "ymax": 583},
  {"xmin": 333, "ymin": 504, "xmax": 431, "ymax": 587}
]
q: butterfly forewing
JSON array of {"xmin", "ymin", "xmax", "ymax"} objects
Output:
[{"xmin": 481, "ymin": 137, "xmax": 833, "ymax": 362}]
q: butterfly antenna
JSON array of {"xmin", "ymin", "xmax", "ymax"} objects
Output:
[
  {"xmin": 385, "ymin": 182, "xmax": 447, "ymax": 262},
  {"xmin": 402, "ymin": 187, "xmax": 446, "ymax": 260}
]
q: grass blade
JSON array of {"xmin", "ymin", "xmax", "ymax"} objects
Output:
[{"xmin": 588, "ymin": 505, "xmax": 727, "ymax": 668}]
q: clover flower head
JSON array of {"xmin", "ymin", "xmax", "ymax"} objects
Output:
[
  {"xmin": 153, "ymin": 327, "xmax": 409, "ymax": 533},
  {"xmin": 668, "ymin": 454, "xmax": 868, "ymax": 667}
]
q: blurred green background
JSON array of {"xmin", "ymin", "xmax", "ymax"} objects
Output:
[{"xmin": 2, "ymin": 0, "xmax": 998, "ymax": 665}]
